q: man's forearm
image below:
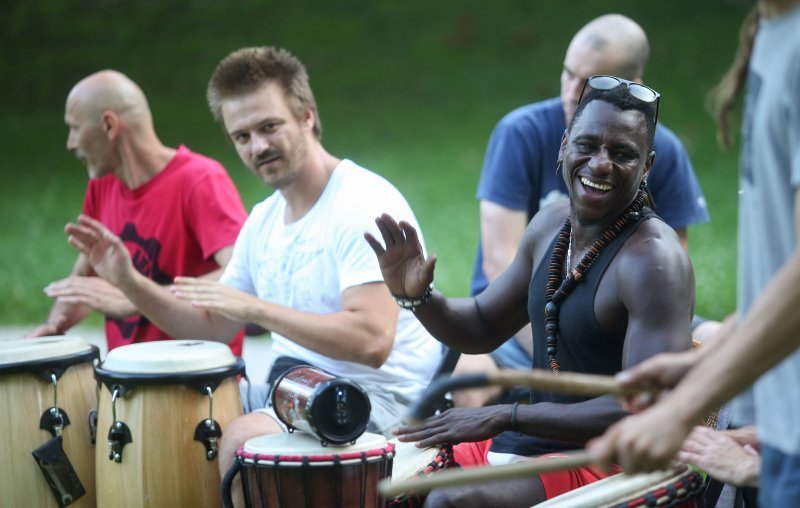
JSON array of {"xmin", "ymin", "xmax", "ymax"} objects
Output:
[{"xmin": 119, "ymin": 272, "xmax": 236, "ymax": 342}]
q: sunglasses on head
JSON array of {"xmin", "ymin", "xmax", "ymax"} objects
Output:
[{"xmin": 578, "ymin": 75, "xmax": 660, "ymax": 125}]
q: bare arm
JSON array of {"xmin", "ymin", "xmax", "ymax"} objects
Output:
[
  {"xmin": 192, "ymin": 281, "xmax": 398, "ymax": 367},
  {"xmin": 367, "ymin": 213, "xmax": 538, "ymax": 354},
  {"xmin": 65, "ymin": 215, "xmax": 242, "ymax": 342},
  {"xmin": 256, "ymin": 282, "xmax": 397, "ymax": 367}
]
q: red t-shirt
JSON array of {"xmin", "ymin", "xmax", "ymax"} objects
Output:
[{"xmin": 83, "ymin": 145, "xmax": 247, "ymax": 355}]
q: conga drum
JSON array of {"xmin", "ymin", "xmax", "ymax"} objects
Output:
[
  {"xmin": 534, "ymin": 464, "xmax": 705, "ymax": 507},
  {"xmin": 230, "ymin": 431, "xmax": 395, "ymax": 508},
  {"xmin": 387, "ymin": 439, "xmax": 459, "ymax": 507},
  {"xmin": 94, "ymin": 340, "xmax": 244, "ymax": 507},
  {"xmin": 0, "ymin": 336, "xmax": 99, "ymax": 507}
]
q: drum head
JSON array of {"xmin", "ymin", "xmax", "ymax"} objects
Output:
[
  {"xmin": 535, "ymin": 465, "xmax": 703, "ymax": 507},
  {"xmin": 101, "ymin": 340, "xmax": 236, "ymax": 373},
  {"xmin": 241, "ymin": 431, "xmax": 391, "ymax": 465},
  {"xmin": 0, "ymin": 336, "xmax": 93, "ymax": 366},
  {"xmin": 389, "ymin": 439, "xmax": 442, "ymax": 480}
]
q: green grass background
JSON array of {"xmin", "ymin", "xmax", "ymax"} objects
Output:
[{"xmin": 0, "ymin": 0, "xmax": 748, "ymax": 327}]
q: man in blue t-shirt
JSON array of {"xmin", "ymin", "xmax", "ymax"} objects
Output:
[{"xmin": 460, "ymin": 14, "xmax": 710, "ymax": 406}]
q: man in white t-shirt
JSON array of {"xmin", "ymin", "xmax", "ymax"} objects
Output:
[{"xmin": 63, "ymin": 46, "xmax": 440, "ymax": 482}]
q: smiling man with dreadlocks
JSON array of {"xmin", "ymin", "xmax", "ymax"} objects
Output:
[{"xmin": 366, "ymin": 79, "xmax": 695, "ymax": 506}]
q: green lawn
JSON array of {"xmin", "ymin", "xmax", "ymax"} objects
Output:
[{"xmin": 0, "ymin": 0, "xmax": 748, "ymax": 325}]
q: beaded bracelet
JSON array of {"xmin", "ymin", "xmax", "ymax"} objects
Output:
[
  {"xmin": 391, "ymin": 284, "xmax": 433, "ymax": 311},
  {"xmin": 511, "ymin": 402, "xmax": 519, "ymax": 432}
]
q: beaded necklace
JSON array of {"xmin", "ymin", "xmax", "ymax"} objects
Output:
[{"xmin": 544, "ymin": 188, "xmax": 649, "ymax": 373}]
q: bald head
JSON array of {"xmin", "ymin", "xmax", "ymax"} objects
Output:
[
  {"xmin": 560, "ymin": 14, "xmax": 650, "ymax": 125},
  {"xmin": 67, "ymin": 70, "xmax": 152, "ymax": 126},
  {"xmin": 569, "ymin": 14, "xmax": 650, "ymax": 80}
]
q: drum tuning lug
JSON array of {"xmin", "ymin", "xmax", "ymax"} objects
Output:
[
  {"xmin": 194, "ymin": 418, "xmax": 222, "ymax": 460},
  {"xmin": 88, "ymin": 409, "xmax": 98, "ymax": 445},
  {"xmin": 107, "ymin": 420, "xmax": 132, "ymax": 463},
  {"xmin": 40, "ymin": 406, "xmax": 71, "ymax": 437}
]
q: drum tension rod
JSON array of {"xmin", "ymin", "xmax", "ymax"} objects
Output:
[
  {"xmin": 195, "ymin": 385, "xmax": 223, "ymax": 461},
  {"xmin": 39, "ymin": 372, "xmax": 71, "ymax": 437},
  {"xmin": 107, "ymin": 387, "xmax": 132, "ymax": 463}
]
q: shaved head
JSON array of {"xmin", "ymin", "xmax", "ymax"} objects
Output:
[
  {"xmin": 569, "ymin": 14, "xmax": 650, "ymax": 80},
  {"xmin": 67, "ymin": 70, "xmax": 152, "ymax": 126},
  {"xmin": 560, "ymin": 14, "xmax": 650, "ymax": 125}
]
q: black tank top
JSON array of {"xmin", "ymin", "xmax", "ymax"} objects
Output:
[{"xmin": 491, "ymin": 208, "xmax": 658, "ymax": 456}]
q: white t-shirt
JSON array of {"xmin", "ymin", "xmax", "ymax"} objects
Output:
[{"xmin": 221, "ymin": 159, "xmax": 440, "ymax": 404}]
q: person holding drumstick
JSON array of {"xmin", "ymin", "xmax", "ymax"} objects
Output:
[
  {"xmin": 27, "ymin": 70, "xmax": 248, "ymax": 355},
  {"xmin": 456, "ymin": 13, "xmax": 711, "ymax": 409},
  {"xmin": 589, "ymin": 2, "xmax": 800, "ymax": 505},
  {"xmin": 366, "ymin": 80, "xmax": 695, "ymax": 505},
  {"xmin": 62, "ymin": 46, "xmax": 441, "ymax": 491}
]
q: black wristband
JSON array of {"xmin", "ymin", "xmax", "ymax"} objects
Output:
[
  {"xmin": 391, "ymin": 284, "xmax": 433, "ymax": 311},
  {"xmin": 510, "ymin": 402, "xmax": 518, "ymax": 432}
]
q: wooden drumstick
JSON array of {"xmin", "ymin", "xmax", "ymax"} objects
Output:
[
  {"xmin": 379, "ymin": 451, "xmax": 594, "ymax": 498},
  {"xmin": 406, "ymin": 369, "xmax": 647, "ymax": 423},
  {"xmin": 488, "ymin": 369, "xmax": 640, "ymax": 397}
]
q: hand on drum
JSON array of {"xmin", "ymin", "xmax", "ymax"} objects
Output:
[
  {"xmin": 394, "ymin": 406, "xmax": 509, "ymax": 448},
  {"xmin": 45, "ymin": 275, "xmax": 137, "ymax": 319},
  {"xmin": 65, "ymin": 215, "xmax": 136, "ymax": 288},
  {"xmin": 364, "ymin": 213, "xmax": 436, "ymax": 299},
  {"xmin": 171, "ymin": 277, "xmax": 260, "ymax": 324}
]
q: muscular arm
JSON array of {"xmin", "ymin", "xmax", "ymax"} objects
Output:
[
  {"xmin": 411, "ymin": 209, "xmax": 560, "ymax": 354},
  {"xmin": 239, "ymin": 282, "xmax": 398, "ymax": 367}
]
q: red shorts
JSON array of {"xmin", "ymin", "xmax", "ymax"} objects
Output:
[{"xmin": 452, "ymin": 439, "xmax": 624, "ymax": 499}]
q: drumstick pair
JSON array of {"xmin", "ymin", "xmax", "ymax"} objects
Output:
[{"xmin": 383, "ymin": 369, "xmax": 647, "ymax": 497}]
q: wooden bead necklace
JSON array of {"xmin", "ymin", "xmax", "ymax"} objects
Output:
[{"xmin": 544, "ymin": 187, "xmax": 649, "ymax": 373}]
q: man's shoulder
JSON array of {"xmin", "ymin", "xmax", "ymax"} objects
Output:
[
  {"xmin": 498, "ymin": 97, "xmax": 564, "ymax": 130},
  {"xmin": 620, "ymin": 216, "xmax": 685, "ymax": 263},
  {"xmin": 335, "ymin": 159, "xmax": 405, "ymax": 200},
  {"xmin": 172, "ymin": 145, "xmax": 228, "ymax": 176}
]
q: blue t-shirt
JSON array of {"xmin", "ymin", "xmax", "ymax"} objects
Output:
[{"xmin": 470, "ymin": 97, "xmax": 710, "ymax": 295}]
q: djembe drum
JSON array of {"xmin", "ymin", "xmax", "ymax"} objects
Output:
[
  {"xmin": 94, "ymin": 340, "xmax": 244, "ymax": 507},
  {"xmin": 534, "ymin": 464, "xmax": 705, "ymax": 507},
  {"xmin": 0, "ymin": 336, "xmax": 99, "ymax": 507},
  {"xmin": 229, "ymin": 431, "xmax": 395, "ymax": 508}
]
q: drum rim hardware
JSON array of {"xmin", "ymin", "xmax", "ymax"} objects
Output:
[
  {"xmin": 94, "ymin": 357, "xmax": 245, "ymax": 396},
  {"xmin": 0, "ymin": 346, "xmax": 100, "ymax": 381}
]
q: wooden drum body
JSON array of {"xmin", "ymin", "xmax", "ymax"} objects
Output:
[
  {"xmin": 0, "ymin": 336, "xmax": 99, "ymax": 507},
  {"xmin": 94, "ymin": 340, "xmax": 244, "ymax": 508},
  {"xmin": 535, "ymin": 464, "xmax": 705, "ymax": 507},
  {"xmin": 235, "ymin": 431, "xmax": 395, "ymax": 508}
]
